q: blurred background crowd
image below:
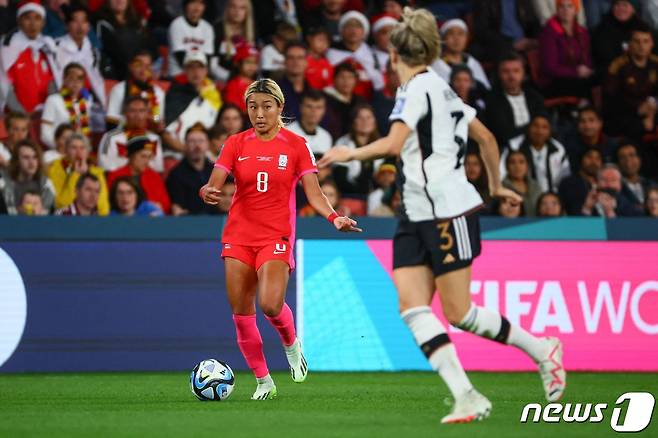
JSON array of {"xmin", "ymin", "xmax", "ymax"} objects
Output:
[{"xmin": 1, "ymin": 0, "xmax": 657, "ymax": 219}]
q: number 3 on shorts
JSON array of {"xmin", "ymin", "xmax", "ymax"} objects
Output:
[{"xmin": 257, "ymin": 171, "xmax": 268, "ymax": 192}]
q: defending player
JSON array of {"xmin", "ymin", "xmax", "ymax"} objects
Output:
[
  {"xmin": 201, "ymin": 79, "xmax": 360, "ymax": 400},
  {"xmin": 319, "ymin": 8, "xmax": 566, "ymax": 423}
]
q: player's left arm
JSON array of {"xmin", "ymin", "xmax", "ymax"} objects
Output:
[
  {"xmin": 317, "ymin": 121, "xmax": 411, "ymax": 167},
  {"xmin": 468, "ymin": 117, "xmax": 522, "ymax": 204},
  {"xmin": 300, "ymin": 173, "xmax": 362, "ymax": 232}
]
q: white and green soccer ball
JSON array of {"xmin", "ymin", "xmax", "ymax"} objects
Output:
[{"xmin": 190, "ymin": 359, "xmax": 235, "ymax": 401}]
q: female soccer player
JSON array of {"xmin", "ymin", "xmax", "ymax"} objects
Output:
[
  {"xmin": 201, "ymin": 78, "xmax": 360, "ymax": 400},
  {"xmin": 319, "ymin": 8, "xmax": 566, "ymax": 423}
]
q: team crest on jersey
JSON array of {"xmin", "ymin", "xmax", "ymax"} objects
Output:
[
  {"xmin": 392, "ymin": 97, "xmax": 406, "ymax": 115},
  {"xmin": 278, "ymin": 154, "xmax": 288, "ymax": 170}
]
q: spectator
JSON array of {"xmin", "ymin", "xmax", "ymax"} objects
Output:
[
  {"xmin": 16, "ymin": 190, "xmax": 46, "ymax": 215},
  {"xmin": 645, "ymin": 186, "xmax": 658, "ymax": 216},
  {"xmin": 464, "ymin": 151, "xmax": 491, "ymax": 205},
  {"xmin": 41, "ymin": 63, "xmax": 93, "ymax": 150},
  {"xmin": 502, "ymin": 114, "xmax": 571, "ymax": 192},
  {"xmin": 55, "ymin": 4, "xmax": 105, "ymax": 108},
  {"xmin": 381, "ymin": 0, "xmax": 405, "ymax": 19},
  {"xmin": 583, "ymin": 0, "xmax": 613, "ymax": 28},
  {"xmin": 531, "ymin": 0, "xmax": 587, "ymax": 25},
  {"xmin": 644, "ymin": 1, "xmax": 658, "ymax": 30},
  {"xmin": 370, "ymin": 13, "xmax": 397, "ymax": 74},
  {"xmin": 538, "ymin": 0, "xmax": 593, "ymax": 97},
  {"xmin": 482, "ymin": 52, "xmax": 546, "ymax": 147},
  {"xmin": 617, "ymin": 142, "xmax": 654, "ymax": 209},
  {"xmin": 449, "ymin": 66, "xmax": 486, "ymax": 116},
  {"xmin": 326, "ymin": 10, "xmax": 383, "ymax": 98},
  {"xmin": 367, "ymin": 162, "xmax": 396, "ymax": 215},
  {"xmin": 592, "ymin": 0, "xmax": 645, "ymax": 76},
  {"xmin": 208, "ymin": 103, "xmax": 244, "ymax": 158},
  {"xmin": 305, "ymin": 26, "xmax": 334, "ymax": 90},
  {"xmin": 166, "ymin": 124, "xmax": 218, "ymax": 216},
  {"xmin": 0, "ymin": 140, "xmax": 55, "ymax": 215},
  {"xmin": 48, "ymin": 132, "xmax": 109, "ymax": 215},
  {"xmin": 106, "ymin": 50, "xmax": 166, "ymax": 128},
  {"xmin": 323, "ymin": 61, "xmax": 365, "ymax": 139},
  {"xmin": 491, "ymin": 197, "xmax": 524, "ymax": 217},
  {"xmin": 471, "ymin": 0, "xmax": 541, "ymax": 62},
  {"xmin": 213, "ymin": 0, "xmax": 255, "ymax": 75},
  {"xmin": 260, "ymin": 21, "xmax": 298, "ymax": 78},
  {"xmin": 558, "ymin": 147, "xmax": 602, "ymax": 215},
  {"xmin": 253, "ymin": 0, "xmax": 300, "ymax": 43},
  {"xmin": 94, "ymin": 0, "xmax": 155, "ymax": 80},
  {"xmin": 217, "ymin": 177, "xmax": 235, "ymax": 214},
  {"xmin": 299, "ymin": 178, "xmax": 351, "ymax": 216},
  {"xmin": 303, "ymin": 0, "xmax": 347, "ymax": 43},
  {"xmin": 502, "ymin": 150, "xmax": 543, "ymax": 215},
  {"xmin": 107, "ymin": 136, "xmax": 171, "ymax": 214},
  {"xmin": 165, "ymin": 50, "xmax": 222, "ymax": 148},
  {"xmin": 332, "ymin": 103, "xmax": 380, "ymax": 200},
  {"xmin": 278, "ymin": 42, "xmax": 311, "ymax": 121},
  {"xmin": 0, "ymin": 0, "xmax": 57, "ymax": 114},
  {"xmin": 536, "ymin": 191, "xmax": 564, "ymax": 216},
  {"xmin": 432, "ymin": 19, "xmax": 491, "ymax": 93},
  {"xmin": 563, "ymin": 106, "xmax": 617, "ymax": 171},
  {"xmin": 43, "ymin": 0, "xmax": 70, "ymax": 39},
  {"xmin": 604, "ymin": 23, "xmax": 658, "ymax": 139},
  {"xmin": 55, "ymin": 172, "xmax": 101, "ymax": 215},
  {"xmin": 370, "ymin": 185, "xmax": 400, "ymax": 217},
  {"xmin": 372, "ymin": 60, "xmax": 400, "ymax": 135},
  {"xmin": 43, "ymin": 122, "xmax": 74, "ymax": 165},
  {"xmin": 98, "ymin": 96, "xmax": 164, "ymax": 172},
  {"xmin": 222, "ymin": 43, "xmax": 259, "ymax": 114},
  {"xmin": 168, "ymin": 0, "xmax": 215, "ymax": 78},
  {"xmin": 0, "ymin": 112, "xmax": 30, "ymax": 168},
  {"xmin": 109, "ymin": 176, "xmax": 163, "ymax": 216},
  {"xmin": 580, "ymin": 164, "xmax": 645, "ymax": 216},
  {"xmin": 288, "ymin": 90, "xmax": 333, "ymax": 155}
]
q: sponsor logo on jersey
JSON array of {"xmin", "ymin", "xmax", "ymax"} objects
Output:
[
  {"xmin": 257, "ymin": 156, "xmax": 273, "ymax": 161},
  {"xmin": 278, "ymin": 154, "xmax": 288, "ymax": 170},
  {"xmin": 391, "ymin": 97, "xmax": 405, "ymax": 115},
  {"xmin": 273, "ymin": 243, "xmax": 287, "ymax": 254},
  {"xmin": 238, "ymin": 156, "xmax": 250, "ymax": 162}
]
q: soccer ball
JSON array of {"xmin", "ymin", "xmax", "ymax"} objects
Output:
[{"xmin": 190, "ymin": 359, "xmax": 235, "ymax": 401}]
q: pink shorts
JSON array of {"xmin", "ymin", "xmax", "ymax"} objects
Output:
[{"xmin": 221, "ymin": 240, "xmax": 295, "ymax": 271}]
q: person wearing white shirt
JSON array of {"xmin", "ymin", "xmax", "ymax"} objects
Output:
[
  {"xmin": 370, "ymin": 14, "xmax": 398, "ymax": 73},
  {"xmin": 501, "ymin": 114, "xmax": 570, "ymax": 192},
  {"xmin": 286, "ymin": 90, "xmax": 333, "ymax": 155},
  {"xmin": 260, "ymin": 21, "xmax": 297, "ymax": 77},
  {"xmin": 168, "ymin": 0, "xmax": 215, "ymax": 78}
]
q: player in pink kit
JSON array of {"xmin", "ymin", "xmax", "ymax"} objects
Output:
[{"xmin": 201, "ymin": 78, "xmax": 361, "ymax": 400}]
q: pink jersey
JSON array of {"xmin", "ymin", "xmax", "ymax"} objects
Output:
[{"xmin": 215, "ymin": 127, "xmax": 318, "ymax": 246}]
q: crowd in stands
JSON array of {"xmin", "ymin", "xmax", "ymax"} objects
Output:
[{"xmin": 0, "ymin": 0, "xmax": 657, "ymax": 219}]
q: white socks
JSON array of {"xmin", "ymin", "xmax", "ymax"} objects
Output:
[
  {"xmin": 401, "ymin": 306, "xmax": 473, "ymax": 398},
  {"xmin": 457, "ymin": 304, "xmax": 549, "ymax": 363}
]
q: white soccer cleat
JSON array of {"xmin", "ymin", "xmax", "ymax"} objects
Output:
[
  {"xmin": 285, "ymin": 339, "xmax": 308, "ymax": 383},
  {"xmin": 537, "ymin": 336, "xmax": 566, "ymax": 402},
  {"xmin": 251, "ymin": 374, "xmax": 277, "ymax": 401},
  {"xmin": 440, "ymin": 389, "xmax": 492, "ymax": 424}
]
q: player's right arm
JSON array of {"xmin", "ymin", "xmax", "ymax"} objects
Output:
[{"xmin": 201, "ymin": 136, "xmax": 234, "ymax": 205}]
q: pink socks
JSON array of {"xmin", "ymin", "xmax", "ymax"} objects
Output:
[
  {"xmin": 264, "ymin": 303, "xmax": 297, "ymax": 347},
  {"xmin": 233, "ymin": 314, "xmax": 269, "ymax": 378}
]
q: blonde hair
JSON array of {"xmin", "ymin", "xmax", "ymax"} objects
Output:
[
  {"xmin": 389, "ymin": 7, "xmax": 441, "ymax": 67},
  {"xmin": 244, "ymin": 79, "xmax": 286, "ymax": 127},
  {"xmin": 222, "ymin": 0, "xmax": 255, "ymax": 55}
]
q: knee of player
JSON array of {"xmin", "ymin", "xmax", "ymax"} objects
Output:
[
  {"xmin": 259, "ymin": 300, "xmax": 284, "ymax": 317},
  {"xmin": 443, "ymin": 307, "xmax": 469, "ymax": 327}
]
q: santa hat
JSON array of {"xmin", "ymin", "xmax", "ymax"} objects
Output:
[
  {"xmin": 233, "ymin": 43, "xmax": 259, "ymax": 65},
  {"xmin": 439, "ymin": 18, "xmax": 468, "ymax": 36},
  {"xmin": 339, "ymin": 11, "xmax": 370, "ymax": 36},
  {"xmin": 371, "ymin": 13, "xmax": 398, "ymax": 34},
  {"xmin": 17, "ymin": 0, "xmax": 46, "ymax": 19}
]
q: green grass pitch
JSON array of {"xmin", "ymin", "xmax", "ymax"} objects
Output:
[{"xmin": 1, "ymin": 372, "xmax": 656, "ymax": 437}]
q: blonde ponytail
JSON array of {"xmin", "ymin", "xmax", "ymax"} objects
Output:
[{"xmin": 389, "ymin": 7, "xmax": 441, "ymax": 67}]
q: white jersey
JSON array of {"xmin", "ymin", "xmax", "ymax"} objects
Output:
[
  {"xmin": 389, "ymin": 68, "xmax": 483, "ymax": 221},
  {"xmin": 167, "ymin": 16, "xmax": 215, "ymax": 77}
]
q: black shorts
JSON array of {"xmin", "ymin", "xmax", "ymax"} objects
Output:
[{"xmin": 393, "ymin": 212, "xmax": 482, "ymax": 277}]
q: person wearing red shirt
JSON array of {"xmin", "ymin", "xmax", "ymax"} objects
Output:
[
  {"xmin": 305, "ymin": 26, "xmax": 334, "ymax": 90},
  {"xmin": 0, "ymin": 0, "xmax": 57, "ymax": 114},
  {"xmin": 222, "ymin": 43, "xmax": 259, "ymax": 114},
  {"xmin": 201, "ymin": 78, "xmax": 359, "ymax": 401},
  {"xmin": 107, "ymin": 136, "xmax": 171, "ymax": 214}
]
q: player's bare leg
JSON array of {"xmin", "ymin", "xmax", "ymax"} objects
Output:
[
  {"xmin": 226, "ymin": 258, "xmax": 276, "ymax": 400},
  {"xmin": 438, "ymin": 265, "xmax": 566, "ymax": 402},
  {"xmin": 259, "ymin": 260, "xmax": 308, "ymax": 384},
  {"xmin": 394, "ymin": 266, "xmax": 488, "ymax": 423}
]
